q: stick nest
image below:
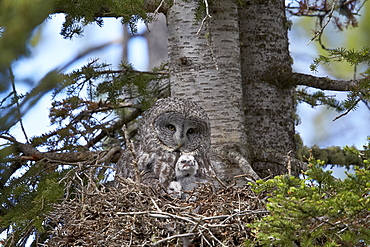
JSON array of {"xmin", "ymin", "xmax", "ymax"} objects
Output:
[{"xmin": 45, "ymin": 177, "xmax": 267, "ymax": 246}]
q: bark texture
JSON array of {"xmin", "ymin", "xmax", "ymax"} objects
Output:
[
  {"xmin": 239, "ymin": 0, "xmax": 298, "ymax": 177},
  {"xmin": 167, "ymin": 0, "xmax": 246, "ymax": 147},
  {"xmin": 167, "ymin": 0, "xmax": 299, "ymax": 178}
]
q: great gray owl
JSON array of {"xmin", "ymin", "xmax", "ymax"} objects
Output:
[{"xmin": 116, "ymin": 97, "xmax": 213, "ymax": 189}]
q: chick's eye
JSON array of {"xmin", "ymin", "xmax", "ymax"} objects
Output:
[
  {"xmin": 167, "ymin": 124, "xmax": 176, "ymax": 131},
  {"xmin": 187, "ymin": 128, "xmax": 194, "ymax": 135}
]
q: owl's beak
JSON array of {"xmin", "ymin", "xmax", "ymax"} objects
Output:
[
  {"xmin": 173, "ymin": 132, "xmax": 186, "ymax": 149},
  {"xmin": 175, "ymin": 141, "xmax": 185, "ymax": 151}
]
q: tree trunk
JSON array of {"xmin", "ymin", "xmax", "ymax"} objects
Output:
[
  {"xmin": 167, "ymin": 0, "xmax": 246, "ymax": 147},
  {"xmin": 166, "ymin": 0, "xmax": 261, "ymax": 182},
  {"xmin": 167, "ymin": 0, "xmax": 298, "ymax": 178},
  {"xmin": 239, "ymin": 0, "xmax": 297, "ymax": 177}
]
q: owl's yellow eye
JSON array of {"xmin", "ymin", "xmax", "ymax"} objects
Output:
[{"xmin": 167, "ymin": 124, "xmax": 176, "ymax": 131}]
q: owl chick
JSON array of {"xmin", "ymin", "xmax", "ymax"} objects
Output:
[
  {"xmin": 175, "ymin": 154, "xmax": 207, "ymax": 191},
  {"xmin": 167, "ymin": 181, "xmax": 182, "ymax": 199}
]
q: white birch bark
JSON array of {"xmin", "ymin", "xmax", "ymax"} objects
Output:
[
  {"xmin": 167, "ymin": 0, "xmax": 246, "ymax": 147},
  {"xmin": 165, "ymin": 0, "xmax": 300, "ymax": 178}
]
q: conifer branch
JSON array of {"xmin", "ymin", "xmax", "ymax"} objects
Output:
[
  {"xmin": 306, "ymin": 0, "xmax": 338, "ymax": 46},
  {"xmin": 0, "ymin": 135, "xmax": 121, "ymax": 164},
  {"xmin": 292, "ymin": 73, "xmax": 357, "ymax": 91},
  {"xmin": 9, "ymin": 67, "xmax": 29, "ymax": 144},
  {"xmin": 298, "ymin": 145, "xmax": 365, "ymax": 168},
  {"xmin": 254, "ymin": 149, "xmax": 308, "ymax": 174},
  {"xmin": 333, "ymin": 98, "xmax": 361, "ymax": 121},
  {"xmin": 94, "ymin": 69, "xmax": 169, "ymax": 76}
]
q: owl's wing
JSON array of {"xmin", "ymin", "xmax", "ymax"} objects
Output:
[
  {"xmin": 209, "ymin": 148, "xmax": 260, "ymax": 188},
  {"xmin": 146, "ymin": 152, "xmax": 178, "ymax": 189},
  {"xmin": 115, "ymin": 147, "xmax": 136, "ymax": 180}
]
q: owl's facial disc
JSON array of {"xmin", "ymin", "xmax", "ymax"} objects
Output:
[{"xmin": 154, "ymin": 112, "xmax": 207, "ymax": 153}]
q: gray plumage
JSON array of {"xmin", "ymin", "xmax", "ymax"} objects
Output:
[
  {"xmin": 167, "ymin": 181, "xmax": 182, "ymax": 199},
  {"xmin": 175, "ymin": 154, "xmax": 207, "ymax": 191},
  {"xmin": 116, "ymin": 97, "xmax": 213, "ymax": 189}
]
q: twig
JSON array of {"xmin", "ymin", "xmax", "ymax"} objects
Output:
[
  {"xmin": 205, "ymin": 227, "xmax": 227, "ymax": 247},
  {"xmin": 116, "ymin": 210, "xmax": 198, "ymax": 225},
  {"xmin": 307, "ymin": 0, "xmax": 338, "ymax": 46},
  {"xmin": 116, "ymin": 211, "xmax": 149, "ymax": 216},
  {"xmin": 58, "ymin": 40, "xmax": 123, "ymax": 73},
  {"xmin": 333, "ymin": 98, "xmax": 361, "ymax": 121},
  {"xmin": 196, "ymin": 0, "xmax": 212, "ymax": 35},
  {"xmin": 199, "ymin": 229, "xmax": 213, "ymax": 246},
  {"xmin": 152, "ymin": 233, "xmax": 196, "ymax": 246},
  {"xmin": 238, "ymin": 193, "xmax": 241, "ymax": 213},
  {"xmin": 154, "ymin": 0, "xmax": 165, "ymax": 15},
  {"xmin": 122, "ymin": 124, "xmax": 141, "ymax": 181},
  {"xmin": 93, "ymin": 68, "xmax": 169, "ymax": 76},
  {"xmin": 95, "ymin": 145, "xmax": 121, "ymax": 164},
  {"xmin": 211, "ymin": 174, "xmax": 227, "ymax": 188},
  {"xmin": 287, "ymin": 150, "xmax": 292, "ymax": 176},
  {"xmin": 9, "ymin": 67, "xmax": 29, "ymax": 143},
  {"xmin": 220, "ymin": 210, "xmax": 270, "ymax": 224},
  {"xmin": 149, "ymin": 211, "xmax": 199, "ymax": 224},
  {"xmin": 151, "ymin": 198, "xmax": 162, "ymax": 212}
]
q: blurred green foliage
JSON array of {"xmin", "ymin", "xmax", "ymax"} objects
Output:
[
  {"xmin": 53, "ymin": 0, "xmax": 150, "ymax": 38},
  {"xmin": 0, "ymin": 0, "xmax": 152, "ymax": 133},
  {"xmin": 0, "ymin": 0, "xmax": 53, "ymax": 72},
  {"xmin": 0, "ymin": 161, "xmax": 67, "ymax": 246}
]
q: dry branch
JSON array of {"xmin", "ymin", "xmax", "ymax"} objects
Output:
[
  {"xmin": 0, "ymin": 135, "xmax": 121, "ymax": 164},
  {"xmin": 46, "ymin": 176, "xmax": 266, "ymax": 246}
]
